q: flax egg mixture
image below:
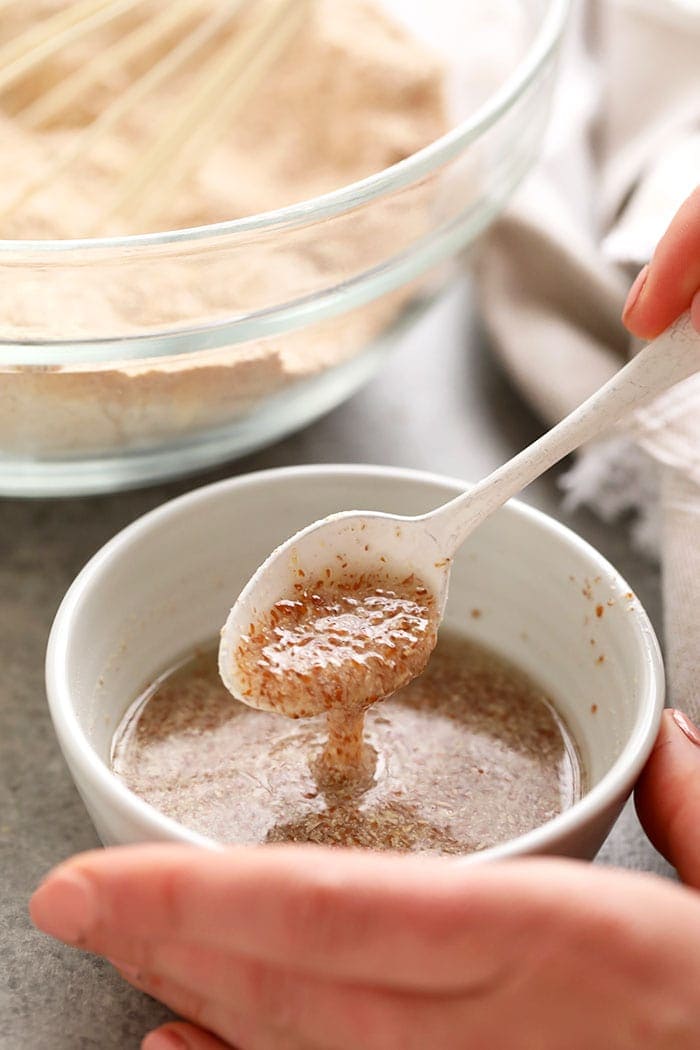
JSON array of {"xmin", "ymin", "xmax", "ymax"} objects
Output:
[
  {"xmin": 233, "ymin": 569, "xmax": 439, "ymax": 783},
  {"xmin": 112, "ymin": 627, "xmax": 583, "ymax": 855},
  {"xmin": 234, "ymin": 571, "xmax": 438, "ymax": 718}
]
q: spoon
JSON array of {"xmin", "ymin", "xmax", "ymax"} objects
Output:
[{"xmin": 220, "ymin": 311, "xmax": 699, "ymax": 707}]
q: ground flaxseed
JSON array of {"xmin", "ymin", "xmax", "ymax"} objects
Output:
[
  {"xmin": 232, "ymin": 570, "xmax": 439, "ymax": 779},
  {"xmin": 112, "ymin": 630, "xmax": 583, "ymax": 855}
]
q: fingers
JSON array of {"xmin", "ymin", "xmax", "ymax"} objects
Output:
[
  {"xmin": 33, "ymin": 845, "xmax": 606, "ymax": 992},
  {"xmin": 114, "ymin": 965, "xmax": 264, "ymax": 1050},
  {"xmin": 124, "ymin": 938, "xmax": 425, "ymax": 1050},
  {"xmin": 29, "ymin": 844, "xmax": 528, "ymax": 991},
  {"xmin": 121, "ymin": 950, "xmax": 363, "ymax": 1050},
  {"xmin": 29, "ymin": 843, "xmax": 700, "ymax": 992},
  {"xmin": 622, "ymin": 185, "xmax": 700, "ymax": 339},
  {"xmin": 100, "ymin": 873, "xmax": 700, "ymax": 1050},
  {"xmin": 143, "ymin": 1022, "xmax": 232, "ymax": 1050},
  {"xmin": 113, "ymin": 963, "xmax": 226, "ymax": 1042},
  {"xmin": 31, "ymin": 850, "xmax": 700, "ymax": 1050},
  {"xmin": 635, "ymin": 709, "xmax": 700, "ymax": 888}
]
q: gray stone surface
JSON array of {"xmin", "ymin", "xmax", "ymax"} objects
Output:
[{"xmin": 0, "ymin": 279, "xmax": 673, "ymax": 1049}]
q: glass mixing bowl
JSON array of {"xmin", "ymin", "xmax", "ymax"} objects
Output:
[{"xmin": 0, "ymin": 0, "xmax": 569, "ymax": 496}]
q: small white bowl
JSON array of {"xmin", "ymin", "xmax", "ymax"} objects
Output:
[{"xmin": 46, "ymin": 465, "xmax": 664, "ymax": 862}]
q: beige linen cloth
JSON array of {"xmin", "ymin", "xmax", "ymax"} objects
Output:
[{"xmin": 475, "ymin": 0, "xmax": 700, "ymax": 726}]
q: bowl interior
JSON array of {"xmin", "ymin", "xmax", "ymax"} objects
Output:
[{"xmin": 55, "ymin": 467, "xmax": 661, "ymax": 828}]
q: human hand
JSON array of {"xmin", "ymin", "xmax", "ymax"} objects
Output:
[
  {"xmin": 635, "ymin": 708, "xmax": 700, "ymax": 885},
  {"xmin": 622, "ymin": 184, "xmax": 700, "ymax": 338},
  {"xmin": 29, "ymin": 708, "xmax": 700, "ymax": 1050},
  {"xmin": 29, "ymin": 189, "xmax": 700, "ymax": 1050}
]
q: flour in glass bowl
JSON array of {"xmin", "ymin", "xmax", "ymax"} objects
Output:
[
  {"xmin": 0, "ymin": 0, "xmax": 531, "ymax": 458},
  {"xmin": 0, "ymin": 0, "xmax": 446, "ymax": 456}
]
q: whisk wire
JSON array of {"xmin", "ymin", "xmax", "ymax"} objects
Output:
[
  {"xmin": 1, "ymin": 1, "xmax": 250, "ymax": 222},
  {"xmin": 108, "ymin": 0, "xmax": 308, "ymax": 229},
  {"xmin": 20, "ymin": 0, "xmax": 203, "ymax": 129},
  {"xmin": 0, "ymin": 0, "xmax": 145, "ymax": 96},
  {"xmin": 0, "ymin": 0, "xmax": 308, "ymax": 234}
]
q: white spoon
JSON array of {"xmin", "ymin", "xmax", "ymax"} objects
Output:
[{"xmin": 220, "ymin": 312, "xmax": 699, "ymax": 707}]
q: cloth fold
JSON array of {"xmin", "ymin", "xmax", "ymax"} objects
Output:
[{"xmin": 474, "ymin": 0, "xmax": 700, "ymax": 723}]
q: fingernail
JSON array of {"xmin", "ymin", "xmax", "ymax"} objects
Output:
[
  {"xmin": 622, "ymin": 264, "xmax": 649, "ymax": 323},
  {"xmin": 107, "ymin": 957, "xmax": 141, "ymax": 981},
  {"xmin": 29, "ymin": 870, "xmax": 97, "ymax": 944},
  {"xmin": 671, "ymin": 709, "xmax": 700, "ymax": 747},
  {"xmin": 142, "ymin": 1030, "xmax": 188, "ymax": 1050}
]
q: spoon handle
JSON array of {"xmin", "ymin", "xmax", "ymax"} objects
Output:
[{"xmin": 432, "ymin": 311, "xmax": 700, "ymax": 549}]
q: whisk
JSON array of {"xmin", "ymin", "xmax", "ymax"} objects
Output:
[{"xmin": 0, "ymin": 0, "xmax": 308, "ymax": 233}]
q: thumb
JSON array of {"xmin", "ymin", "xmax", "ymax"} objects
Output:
[{"xmin": 635, "ymin": 709, "xmax": 700, "ymax": 888}]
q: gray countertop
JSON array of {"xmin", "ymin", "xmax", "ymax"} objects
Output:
[{"xmin": 1, "ymin": 280, "xmax": 674, "ymax": 1049}]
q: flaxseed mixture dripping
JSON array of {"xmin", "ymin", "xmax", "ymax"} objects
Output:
[
  {"xmin": 233, "ymin": 570, "xmax": 439, "ymax": 784},
  {"xmin": 112, "ymin": 632, "xmax": 582, "ymax": 853}
]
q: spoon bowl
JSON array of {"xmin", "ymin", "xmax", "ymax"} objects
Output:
[{"xmin": 218, "ymin": 509, "xmax": 451, "ymax": 709}]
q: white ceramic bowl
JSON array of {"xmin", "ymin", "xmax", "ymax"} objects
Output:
[{"xmin": 46, "ymin": 465, "xmax": 664, "ymax": 862}]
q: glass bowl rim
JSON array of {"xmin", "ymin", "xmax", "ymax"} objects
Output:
[{"xmin": 0, "ymin": 0, "xmax": 570, "ymax": 256}]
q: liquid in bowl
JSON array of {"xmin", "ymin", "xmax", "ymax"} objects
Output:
[{"xmin": 112, "ymin": 628, "xmax": 584, "ymax": 854}]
